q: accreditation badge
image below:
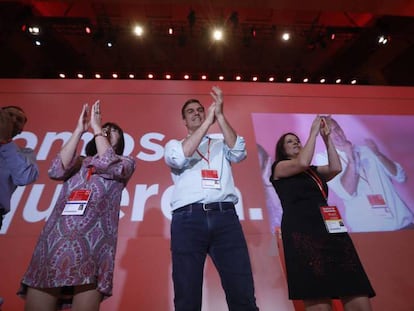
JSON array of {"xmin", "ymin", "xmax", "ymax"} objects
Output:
[
  {"xmin": 62, "ymin": 189, "xmax": 92, "ymax": 215},
  {"xmin": 367, "ymin": 194, "xmax": 393, "ymax": 218},
  {"xmin": 320, "ymin": 205, "xmax": 348, "ymax": 233},
  {"xmin": 201, "ymin": 169, "xmax": 221, "ymax": 189},
  {"xmin": 367, "ymin": 194, "xmax": 386, "ymax": 208}
]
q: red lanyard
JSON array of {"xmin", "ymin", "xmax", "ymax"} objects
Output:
[
  {"xmin": 196, "ymin": 138, "xmax": 211, "ymax": 167},
  {"xmin": 305, "ymin": 168, "xmax": 327, "ymax": 200},
  {"xmin": 86, "ymin": 167, "xmax": 95, "ymax": 182}
]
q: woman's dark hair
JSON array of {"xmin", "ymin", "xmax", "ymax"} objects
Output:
[
  {"xmin": 85, "ymin": 122, "xmax": 125, "ymax": 156},
  {"xmin": 274, "ymin": 132, "xmax": 299, "ymax": 164},
  {"xmin": 181, "ymin": 99, "xmax": 200, "ymax": 119}
]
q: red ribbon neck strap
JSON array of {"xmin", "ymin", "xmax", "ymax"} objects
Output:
[
  {"xmin": 305, "ymin": 168, "xmax": 327, "ymax": 200},
  {"xmin": 195, "ymin": 137, "xmax": 211, "ymax": 166}
]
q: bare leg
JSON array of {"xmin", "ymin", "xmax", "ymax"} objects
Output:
[
  {"xmin": 25, "ymin": 287, "xmax": 59, "ymax": 311},
  {"xmin": 304, "ymin": 299, "xmax": 332, "ymax": 311},
  {"xmin": 72, "ymin": 284, "xmax": 103, "ymax": 311},
  {"xmin": 342, "ymin": 296, "xmax": 372, "ymax": 311}
]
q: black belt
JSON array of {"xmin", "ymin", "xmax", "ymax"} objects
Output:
[{"xmin": 173, "ymin": 202, "xmax": 235, "ymax": 213}]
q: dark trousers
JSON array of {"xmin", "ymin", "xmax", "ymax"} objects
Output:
[{"xmin": 171, "ymin": 203, "xmax": 259, "ymax": 311}]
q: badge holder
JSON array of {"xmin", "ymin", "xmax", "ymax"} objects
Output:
[
  {"xmin": 201, "ymin": 169, "xmax": 221, "ymax": 189},
  {"xmin": 305, "ymin": 168, "xmax": 348, "ymax": 233},
  {"xmin": 367, "ymin": 194, "xmax": 393, "ymax": 218},
  {"xmin": 62, "ymin": 189, "xmax": 92, "ymax": 215},
  {"xmin": 197, "ymin": 138, "xmax": 221, "ymax": 189},
  {"xmin": 320, "ymin": 205, "xmax": 348, "ymax": 233}
]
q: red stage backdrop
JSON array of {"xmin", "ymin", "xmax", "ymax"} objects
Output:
[{"xmin": 0, "ymin": 80, "xmax": 414, "ymax": 311}]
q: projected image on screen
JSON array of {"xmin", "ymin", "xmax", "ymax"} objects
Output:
[{"xmin": 252, "ymin": 113, "xmax": 414, "ymax": 233}]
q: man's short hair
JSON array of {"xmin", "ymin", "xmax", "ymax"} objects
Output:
[
  {"xmin": 181, "ymin": 99, "xmax": 201, "ymax": 119},
  {"xmin": 2, "ymin": 105, "xmax": 27, "ymax": 123}
]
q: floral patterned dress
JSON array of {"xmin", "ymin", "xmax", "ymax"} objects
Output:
[{"xmin": 19, "ymin": 148, "xmax": 135, "ymax": 308}]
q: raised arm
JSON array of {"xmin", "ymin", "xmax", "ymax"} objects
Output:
[
  {"xmin": 364, "ymin": 138, "xmax": 398, "ymax": 176},
  {"xmin": 60, "ymin": 103, "xmax": 89, "ymax": 169},
  {"xmin": 90, "ymin": 100, "xmax": 112, "ymax": 157},
  {"xmin": 274, "ymin": 116, "xmax": 322, "ymax": 178},
  {"xmin": 317, "ymin": 116, "xmax": 342, "ymax": 181},
  {"xmin": 210, "ymin": 86, "xmax": 237, "ymax": 148},
  {"xmin": 182, "ymin": 102, "xmax": 216, "ymax": 157}
]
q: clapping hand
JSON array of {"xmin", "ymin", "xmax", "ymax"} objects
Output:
[
  {"xmin": 205, "ymin": 102, "xmax": 216, "ymax": 125},
  {"xmin": 210, "ymin": 86, "xmax": 223, "ymax": 117},
  {"xmin": 75, "ymin": 103, "xmax": 90, "ymax": 134},
  {"xmin": 90, "ymin": 100, "xmax": 102, "ymax": 133},
  {"xmin": 75, "ymin": 100, "xmax": 102, "ymax": 135},
  {"xmin": 320, "ymin": 115, "xmax": 331, "ymax": 137}
]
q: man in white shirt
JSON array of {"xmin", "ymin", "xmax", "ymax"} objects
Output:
[
  {"xmin": 315, "ymin": 117, "xmax": 414, "ymax": 232},
  {"xmin": 164, "ymin": 86, "xmax": 259, "ymax": 311}
]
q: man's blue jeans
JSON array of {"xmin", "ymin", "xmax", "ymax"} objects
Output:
[{"xmin": 171, "ymin": 203, "xmax": 259, "ymax": 311}]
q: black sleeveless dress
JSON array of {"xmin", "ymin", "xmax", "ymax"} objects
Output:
[{"xmin": 270, "ymin": 164, "xmax": 376, "ymax": 300}]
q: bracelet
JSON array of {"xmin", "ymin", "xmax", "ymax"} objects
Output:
[{"xmin": 94, "ymin": 132, "xmax": 106, "ymax": 139}]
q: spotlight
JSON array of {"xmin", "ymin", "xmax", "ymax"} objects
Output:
[
  {"xmin": 133, "ymin": 25, "xmax": 144, "ymax": 36},
  {"xmin": 268, "ymin": 77, "xmax": 275, "ymax": 82},
  {"xmin": 251, "ymin": 27, "xmax": 257, "ymax": 38},
  {"xmin": 212, "ymin": 28, "xmax": 224, "ymax": 41},
  {"xmin": 303, "ymin": 78, "xmax": 309, "ymax": 83},
  {"xmin": 95, "ymin": 73, "xmax": 101, "ymax": 79},
  {"xmin": 147, "ymin": 73, "xmax": 154, "ymax": 79},
  {"xmin": 327, "ymin": 27, "xmax": 336, "ymax": 40},
  {"xmin": 335, "ymin": 78, "xmax": 342, "ymax": 84},
  {"xmin": 165, "ymin": 74, "xmax": 171, "ymax": 79},
  {"xmin": 77, "ymin": 73, "xmax": 84, "ymax": 79},
  {"xmin": 235, "ymin": 75, "xmax": 242, "ymax": 81},
  {"xmin": 281, "ymin": 32, "xmax": 290, "ymax": 41},
  {"xmin": 112, "ymin": 73, "xmax": 118, "ymax": 78},
  {"xmin": 378, "ymin": 35, "xmax": 390, "ymax": 45},
  {"xmin": 320, "ymin": 78, "xmax": 326, "ymax": 83},
  {"xmin": 184, "ymin": 74, "xmax": 190, "ymax": 80},
  {"xmin": 28, "ymin": 26, "xmax": 40, "ymax": 35},
  {"xmin": 168, "ymin": 27, "xmax": 174, "ymax": 35},
  {"xmin": 252, "ymin": 76, "xmax": 258, "ymax": 81},
  {"xmin": 59, "ymin": 73, "xmax": 66, "ymax": 79},
  {"xmin": 201, "ymin": 75, "xmax": 207, "ymax": 80},
  {"xmin": 128, "ymin": 74, "xmax": 135, "ymax": 79},
  {"xmin": 218, "ymin": 75, "xmax": 224, "ymax": 80}
]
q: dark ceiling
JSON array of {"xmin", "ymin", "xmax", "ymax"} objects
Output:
[{"xmin": 1, "ymin": 0, "xmax": 414, "ymax": 85}]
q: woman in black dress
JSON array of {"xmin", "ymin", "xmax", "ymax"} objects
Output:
[{"xmin": 270, "ymin": 115, "xmax": 375, "ymax": 311}]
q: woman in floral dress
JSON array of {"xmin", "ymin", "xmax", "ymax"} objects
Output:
[{"xmin": 19, "ymin": 101, "xmax": 136, "ymax": 310}]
